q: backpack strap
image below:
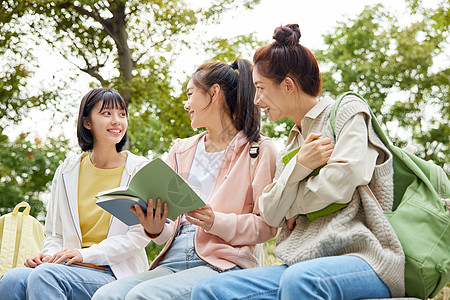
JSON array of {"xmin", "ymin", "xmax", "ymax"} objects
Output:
[
  {"xmin": 249, "ymin": 135, "xmax": 270, "ymax": 182},
  {"xmin": 248, "ymin": 135, "xmax": 270, "ymax": 267},
  {"xmin": 330, "ymin": 91, "xmax": 390, "ymax": 146}
]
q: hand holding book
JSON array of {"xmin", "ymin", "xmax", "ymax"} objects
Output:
[
  {"xmin": 131, "ymin": 199, "xmax": 168, "ymax": 236},
  {"xmin": 96, "ymin": 158, "xmax": 206, "ymax": 226},
  {"xmin": 283, "ymin": 135, "xmax": 346, "ymax": 222}
]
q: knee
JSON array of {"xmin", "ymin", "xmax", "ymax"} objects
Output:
[
  {"xmin": 0, "ymin": 267, "xmax": 33, "ymax": 300},
  {"xmin": 94, "ymin": 280, "xmax": 133, "ymax": 300},
  {"xmin": 0, "ymin": 267, "xmax": 31, "ymax": 288},
  {"xmin": 124, "ymin": 285, "xmax": 151, "ymax": 300},
  {"xmin": 191, "ymin": 276, "xmax": 222, "ymax": 300},
  {"xmin": 125, "ymin": 284, "xmax": 162, "ymax": 300},
  {"xmin": 92, "ymin": 283, "xmax": 115, "ymax": 300},
  {"xmin": 279, "ymin": 264, "xmax": 320, "ymax": 293},
  {"xmin": 27, "ymin": 263, "xmax": 58, "ymax": 284}
]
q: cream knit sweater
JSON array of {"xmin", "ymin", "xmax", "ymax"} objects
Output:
[{"xmin": 264, "ymin": 95, "xmax": 405, "ymax": 297}]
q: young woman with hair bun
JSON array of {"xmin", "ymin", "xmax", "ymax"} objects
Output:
[
  {"xmin": 192, "ymin": 24, "xmax": 405, "ymax": 300},
  {"xmin": 93, "ymin": 58, "xmax": 278, "ymax": 300}
]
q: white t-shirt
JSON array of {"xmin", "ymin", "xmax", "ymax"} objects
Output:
[{"xmin": 182, "ymin": 136, "xmax": 225, "ymax": 224}]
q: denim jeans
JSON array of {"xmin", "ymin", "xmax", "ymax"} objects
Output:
[
  {"xmin": 192, "ymin": 255, "xmax": 391, "ymax": 300},
  {"xmin": 0, "ymin": 262, "xmax": 115, "ymax": 300},
  {"xmin": 93, "ymin": 224, "xmax": 228, "ymax": 300}
]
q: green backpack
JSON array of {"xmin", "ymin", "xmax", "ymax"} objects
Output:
[{"xmin": 330, "ymin": 92, "xmax": 450, "ymax": 299}]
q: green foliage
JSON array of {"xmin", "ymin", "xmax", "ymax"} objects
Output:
[
  {"xmin": 0, "ymin": 1, "xmax": 63, "ymax": 130},
  {"xmin": 145, "ymin": 242, "xmax": 165, "ymax": 263},
  {"xmin": 0, "ymin": 64, "xmax": 33, "ymax": 125},
  {"xmin": 262, "ymin": 237, "xmax": 283, "ymax": 267},
  {"xmin": 0, "ymin": 0, "xmax": 262, "ymax": 158},
  {"xmin": 261, "ymin": 116, "xmax": 295, "ymax": 141},
  {"xmin": 0, "ymin": 132, "xmax": 70, "ymax": 219},
  {"xmin": 204, "ymin": 33, "xmax": 265, "ymax": 63},
  {"xmin": 261, "ymin": 2, "xmax": 449, "ymax": 171},
  {"xmin": 0, "ymin": 0, "xmax": 263, "ymax": 221},
  {"xmin": 314, "ymin": 2, "xmax": 449, "ymax": 171}
]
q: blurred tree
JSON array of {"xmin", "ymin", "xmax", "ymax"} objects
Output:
[
  {"xmin": 0, "ymin": 0, "xmax": 263, "ymax": 258},
  {"xmin": 316, "ymin": 1, "xmax": 449, "ymax": 171},
  {"xmin": 0, "ymin": 0, "xmax": 262, "ymax": 157},
  {"xmin": 262, "ymin": 1, "xmax": 449, "ymax": 173},
  {"xmin": 0, "ymin": 133, "xmax": 70, "ymax": 219},
  {"xmin": 0, "ymin": 16, "xmax": 70, "ymax": 218}
]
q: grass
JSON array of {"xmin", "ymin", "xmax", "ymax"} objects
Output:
[{"xmin": 432, "ymin": 285, "xmax": 450, "ymax": 300}]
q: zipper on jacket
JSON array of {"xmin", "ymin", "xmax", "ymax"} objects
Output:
[
  {"xmin": 62, "ymin": 173, "xmax": 83, "ymax": 248},
  {"xmin": 174, "ymin": 150, "xmax": 225, "ymax": 271},
  {"xmin": 174, "ymin": 152, "xmax": 179, "ymax": 173},
  {"xmin": 192, "ymin": 226, "xmax": 225, "ymax": 272}
]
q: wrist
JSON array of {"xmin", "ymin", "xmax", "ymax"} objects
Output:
[{"xmin": 144, "ymin": 229, "xmax": 162, "ymax": 239}]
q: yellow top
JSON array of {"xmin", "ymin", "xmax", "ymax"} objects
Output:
[{"xmin": 78, "ymin": 154, "xmax": 125, "ymax": 247}]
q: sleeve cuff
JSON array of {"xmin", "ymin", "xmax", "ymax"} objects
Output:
[
  {"xmin": 206, "ymin": 211, "xmax": 236, "ymax": 243},
  {"xmin": 151, "ymin": 223, "xmax": 174, "ymax": 245},
  {"xmin": 285, "ymin": 202, "xmax": 302, "ymax": 219},
  {"xmin": 77, "ymin": 247, "xmax": 96, "ymax": 264},
  {"xmin": 286, "ymin": 160, "xmax": 313, "ymax": 184}
]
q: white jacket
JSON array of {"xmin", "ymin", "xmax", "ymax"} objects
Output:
[{"xmin": 42, "ymin": 151, "xmax": 151, "ymax": 279}]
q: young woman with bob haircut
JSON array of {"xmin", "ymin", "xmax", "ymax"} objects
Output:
[{"xmin": 0, "ymin": 88, "xmax": 151, "ymax": 299}]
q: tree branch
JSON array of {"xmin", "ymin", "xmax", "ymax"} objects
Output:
[
  {"xmin": 80, "ymin": 66, "xmax": 107, "ymax": 86},
  {"xmin": 127, "ymin": 6, "xmax": 140, "ymax": 18},
  {"xmin": 133, "ymin": 27, "xmax": 181, "ymax": 66},
  {"xmin": 32, "ymin": 25, "xmax": 108, "ymax": 86},
  {"xmin": 59, "ymin": 2, "xmax": 105, "ymax": 25},
  {"xmin": 58, "ymin": 2, "xmax": 120, "ymax": 46}
]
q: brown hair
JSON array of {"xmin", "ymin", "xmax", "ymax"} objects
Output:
[
  {"xmin": 253, "ymin": 24, "xmax": 321, "ymax": 97},
  {"xmin": 191, "ymin": 58, "xmax": 260, "ymax": 142},
  {"xmin": 77, "ymin": 88, "xmax": 128, "ymax": 152}
]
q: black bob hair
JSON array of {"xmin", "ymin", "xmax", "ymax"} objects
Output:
[{"xmin": 77, "ymin": 88, "xmax": 128, "ymax": 152}]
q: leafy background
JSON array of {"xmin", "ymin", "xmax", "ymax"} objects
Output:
[{"xmin": 0, "ymin": 0, "xmax": 448, "ymax": 297}]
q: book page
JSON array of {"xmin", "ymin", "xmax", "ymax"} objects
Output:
[{"xmin": 97, "ymin": 158, "xmax": 205, "ymax": 221}]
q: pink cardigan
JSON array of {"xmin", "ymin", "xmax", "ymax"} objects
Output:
[{"xmin": 150, "ymin": 131, "xmax": 278, "ymax": 271}]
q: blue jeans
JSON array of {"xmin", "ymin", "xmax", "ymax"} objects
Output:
[
  {"xmin": 93, "ymin": 224, "xmax": 231, "ymax": 300},
  {"xmin": 0, "ymin": 262, "xmax": 115, "ymax": 300},
  {"xmin": 192, "ymin": 255, "xmax": 391, "ymax": 300}
]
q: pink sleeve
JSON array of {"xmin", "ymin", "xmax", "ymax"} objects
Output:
[{"xmin": 207, "ymin": 140, "xmax": 278, "ymax": 245}]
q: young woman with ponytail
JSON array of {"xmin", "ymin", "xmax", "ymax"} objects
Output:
[
  {"xmin": 93, "ymin": 59, "xmax": 278, "ymax": 300},
  {"xmin": 192, "ymin": 24, "xmax": 405, "ymax": 300}
]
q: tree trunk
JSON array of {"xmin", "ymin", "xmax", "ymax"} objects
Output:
[{"xmin": 108, "ymin": 3, "xmax": 133, "ymax": 104}]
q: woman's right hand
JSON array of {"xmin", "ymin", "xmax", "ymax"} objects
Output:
[
  {"xmin": 296, "ymin": 133, "xmax": 334, "ymax": 170},
  {"xmin": 24, "ymin": 253, "xmax": 51, "ymax": 268},
  {"xmin": 131, "ymin": 198, "xmax": 168, "ymax": 236}
]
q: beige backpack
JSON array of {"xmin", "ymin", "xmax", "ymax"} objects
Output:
[{"xmin": 0, "ymin": 202, "xmax": 44, "ymax": 275}]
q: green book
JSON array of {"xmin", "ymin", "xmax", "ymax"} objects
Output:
[
  {"xmin": 96, "ymin": 158, "xmax": 206, "ymax": 226},
  {"xmin": 282, "ymin": 147, "xmax": 347, "ymax": 221},
  {"xmin": 282, "ymin": 147, "xmax": 325, "ymax": 180}
]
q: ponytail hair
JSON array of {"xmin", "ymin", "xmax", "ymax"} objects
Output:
[{"xmin": 191, "ymin": 58, "xmax": 260, "ymax": 142}]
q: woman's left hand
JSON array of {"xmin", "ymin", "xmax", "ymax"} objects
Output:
[
  {"xmin": 186, "ymin": 204, "xmax": 215, "ymax": 231},
  {"xmin": 297, "ymin": 133, "xmax": 334, "ymax": 170},
  {"xmin": 47, "ymin": 248, "xmax": 83, "ymax": 266},
  {"xmin": 286, "ymin": 216, "xmax": 297, "ymax": 230}
]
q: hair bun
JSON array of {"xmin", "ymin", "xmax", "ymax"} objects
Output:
[{"xmin": 273, "ymin": 24, "xmax": 301, "ymax": 46}]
